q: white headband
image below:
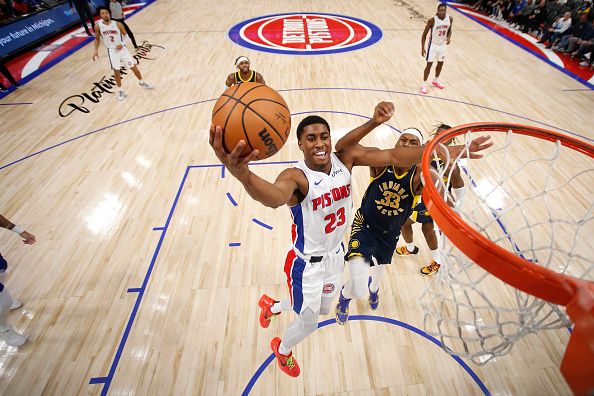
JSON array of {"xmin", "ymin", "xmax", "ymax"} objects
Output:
[
  {"xmin": 235, "ymin": 56, "xmax": 250, "ymax": 67},
  {"xmin": 400, "ymin": 127, "xmax": 424, "ymax": 144}
]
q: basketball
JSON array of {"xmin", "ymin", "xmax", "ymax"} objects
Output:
[{"xmin": 211, "ymin": 82, "xmax": 291, "ymax": 160}]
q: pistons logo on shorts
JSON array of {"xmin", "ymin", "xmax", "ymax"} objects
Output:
[{"xmin": 323, "ymin": 284, "xmax": 335, "ymax": 294}]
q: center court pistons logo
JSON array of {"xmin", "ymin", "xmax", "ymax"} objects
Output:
[{"xmin": 228, "ymin": 12, "xmax": 382, "ymax": 55}]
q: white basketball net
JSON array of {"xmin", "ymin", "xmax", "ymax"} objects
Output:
[{"xmin": 420, "ymin": 129, "xmax": 594, "ymax": 366}]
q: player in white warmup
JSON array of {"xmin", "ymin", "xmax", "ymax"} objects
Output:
[
  {"xmin": 421, "ymin": 4, "xmax": 453, "ymax": 94},
  {"xmin": 92, "ymin": 6, "xmax": 153, "ymax": 101},
  {"xmin": 210, "ymin": 102, "xmax": 491, "ymax": 377}
]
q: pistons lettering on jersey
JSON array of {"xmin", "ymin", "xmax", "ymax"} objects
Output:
[
  {"xmin": 435, "ymin": 25, "xmax": 448, "ymax": 37},
  {"xmin": 312, "ymin": 184, "xmax": 351, "ymax": 211},
  {"xmin": 103, "ymin": 29, "xmax": 119, "ymax": 35}
]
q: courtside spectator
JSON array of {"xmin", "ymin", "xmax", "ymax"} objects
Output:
[{"xmin": 539, "ymin": 11, "xmax": 572, "ymax": 47}]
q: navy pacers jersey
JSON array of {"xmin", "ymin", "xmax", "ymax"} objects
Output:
[
  {"xmin": 234, "ymin": 70, "xmax": 257, "ymax": 84},
  {"xmin": 358, "ymin": 165, "xmax": 417, "ymax": 234}
]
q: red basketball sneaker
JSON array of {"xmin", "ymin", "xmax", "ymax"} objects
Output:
[
  {"xmin": 432, "ymin": 81, "xmax": 445, "ymax": 89},
  {"xmin": 258, "ymin": 294, "xmax": 279, "ymax": 329},
  {"xmin": 270, "ymin": 337, "xmax": 300, "ymax": 377}
]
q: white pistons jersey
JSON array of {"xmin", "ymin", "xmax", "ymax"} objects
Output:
[
  {"xmin": 290, "ymin": 153, "xmax": 352, "ymax": 256},
  {"xmin": 98, "ymin": 20, "xmax": 123, "ymax": 49},
  {"xmin": 430, "ymin": 15, "xmax": 450, "ymax": 46}
]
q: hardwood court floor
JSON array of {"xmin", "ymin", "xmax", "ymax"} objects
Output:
[{"xmin": 0, "ymin": 0, "xmax": 592, "ymax": 394}]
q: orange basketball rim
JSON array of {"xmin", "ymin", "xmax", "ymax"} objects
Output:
[{"xmin": 421, "ymin": 122, "xmax": 594, "ymax": 396}]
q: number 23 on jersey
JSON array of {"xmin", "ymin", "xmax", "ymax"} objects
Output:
[{"xmin": 324, "ymin": 207, "xmax": 346, "ymax": 234}]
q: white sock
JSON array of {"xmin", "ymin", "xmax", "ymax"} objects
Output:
[
  {"xmin": 434, "ymin": 77, "xmax": 440, "ymax": 83},
  {"xmin": 0, "ymin": 305, "xmax": 9, "ymax": 331},
  {"xmin": 422, "ymin": 81, "xmax": 428, "ymax": 87},
  {"xmin": 279, "ymin": 308, "xmax": 318, "ymax": 354},
  {"xmin": 369, "ymin": 265, "xmax": 385, "ymax": 293},
  {"xmin": 0, "ymin": 286, "xmax": 13, "ymax": 331},
  {"xmin": 139, "ymin": 79, "xmax": 144, "ymax": 84},
  {"xmin": 278, "ymin": 342, "xmax": 291, "ymax": 355},
  {"xmin": 271, "ymin": 299, "xmax": 291, "ymax": 314},
  {"xmin": 430, "ymin": 249, "xmax": 442, "ymax": 264},
  {"xmin": 342, "ymin": 256, "xmax": 370, "ymax": 300},
  {"xmin": 406, "ymin": 242, "xmax": 415, "ymax": 252}
]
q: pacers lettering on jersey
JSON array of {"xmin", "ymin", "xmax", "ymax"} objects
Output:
[
  {"xmin": 312, "ymin": 184, "xmax": 351, "ymax": 211},
  {"xmin": 374, "ymin": 180, "xmax": 408, "ymax": 216}
]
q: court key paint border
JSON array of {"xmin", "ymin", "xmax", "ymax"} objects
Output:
[
  {"xmin": 86, "ymin": 159, "xmax": 491, "ymax": 396},
  {"xmin": 87, "ymin": 161, "xmax": 295, "ymax": 394},
  {"xmin": 80, "ymin": 109, "xmax": 484, "ymax": 395}
]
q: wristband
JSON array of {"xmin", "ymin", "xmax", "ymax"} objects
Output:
[{"xmin": 11, "ymin": 225, "xmax": 23, "ymax": 235}]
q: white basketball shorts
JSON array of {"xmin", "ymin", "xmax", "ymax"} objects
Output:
[
  {"xmin": 426, "ymin": 43, "xmax": 447, "ymax": 63},
  {"xmin": 107, "ymin": 47, "xmax": 135, "ymax": 70},
  {"xmin": 284, "ymin": 245, "xmax": 344, "ymax": 314}
]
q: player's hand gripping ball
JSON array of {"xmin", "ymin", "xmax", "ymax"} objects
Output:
[{"xmin": 212, "ymin": 83, "xmax": 291, "ymax": 160}]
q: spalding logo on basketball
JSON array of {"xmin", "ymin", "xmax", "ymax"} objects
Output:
[{"xmin": 229, "ymin": 12, "xmax": 382, "ymax": 55}]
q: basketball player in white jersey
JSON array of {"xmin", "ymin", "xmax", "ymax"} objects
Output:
[
  {"xmin": 210, "ymin": 103, "xmax": 491, "ymax": 377},
  {"xmin": 0, "ymin": 214, "xmax": 36, "ymax": 347},
  {"xmin": 420, "ymin": 4, "xmax": 453, "ymax": 95},
  {"xmin": 92, "ymin": 6, "xmax": 153, "ymax": 101}
]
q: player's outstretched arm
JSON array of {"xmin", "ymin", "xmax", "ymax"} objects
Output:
[
  {"xmin": 209, "ymin": 125, "xmax": 297, "ymax": 208},
  {"xmin": 335, "ymin": 101, "xmax": 395, "ymax": 152},
  {"xmin": 0, "ymin": 214, "xmax": 36, "ymax": 245},
  {"xmin": 348, "ymin": 135, "xmax": 492, "ymax": 168}
]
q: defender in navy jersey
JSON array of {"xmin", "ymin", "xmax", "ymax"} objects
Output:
[
  {"xmin": 210, "ymin": 103, "xmax": 491, "ymax": 377},
  {"xmin": 396, "ymin": 123, "xmax": 465, "ymax": 276},
  {"xmin": 336, "ymin": 128, "xmax": 426, "ymax": 324},
  {"xmin": 225, "ymin": 56, "xmax": 266, "ymax": 87}
]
